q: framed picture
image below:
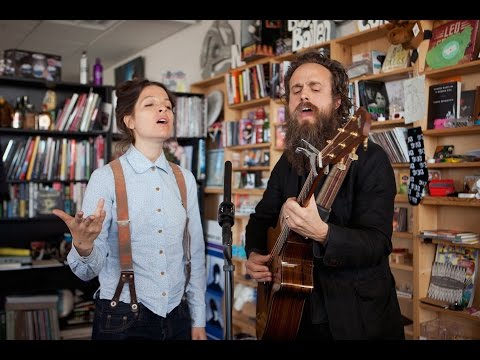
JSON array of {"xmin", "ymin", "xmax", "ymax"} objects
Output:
[
  {"xmin": 114, "ymin": 56, "xmax": 145, "ymax": 86},
  {"xmin": 206, "ymin": 292, "xmax": 224, "ymax": 340},
  {"xmin": 206, "ymin": 246, "xmax": 225, "ymax": 296}
]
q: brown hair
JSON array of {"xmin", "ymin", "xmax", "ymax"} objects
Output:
[
  {"xmin": 114, "ymin": 78, "xmax": 176, "ymax": 153},
  {"xmin": 283, "ymin": 50, "xmax": 352, "ymax": 123}
]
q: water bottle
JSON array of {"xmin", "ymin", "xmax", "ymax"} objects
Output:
[
  {"xmin": 80, "ymin": 51, "xmax": 88, "ymax": 84},
  {"xmin": 93, "ymin": 58, "xmax": 103, "ymax": 86}
]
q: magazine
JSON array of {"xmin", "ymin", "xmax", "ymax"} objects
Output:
[{"xmin": 429, "ymin": 244, "xmax": 479, "ymax": 307}]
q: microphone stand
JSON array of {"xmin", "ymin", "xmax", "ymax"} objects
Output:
[{"xmin": 218, "ymin": 160, "xmax": 235, "ymax": 340}]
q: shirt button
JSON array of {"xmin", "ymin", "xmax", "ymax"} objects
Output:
[
  {"xmin": 161, "ymin": 271, "xmax": 165, "ymax": 276},
  {"xmin": 158, "ymin": 229, "xmax": 162, "ymax": 234},
  {"xmin": 162, "ymin": 292, "xmax": 166, "ymax": 296},
  {"xmin": 155, "ymin": 187, "xmax": 160, "ymax": 191},
  {"xmin": 151, "ymin": 167, "xmax": 155, "ymax": 171},
  {"xmin": 159, "ymin": 250, "xmax": 163, "ymax": 255},
  {"xmin": 157, "ymin": 208, "xmax": 161, "ymax": 213}
]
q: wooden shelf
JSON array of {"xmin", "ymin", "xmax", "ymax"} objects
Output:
[
  {"xmin": 205, "ymin": 187, "xmax": 265, "ymax": 195},
  {"xmin": 235, "ymin": 275, "xmax": 257, "ymax": 288},
  {"xmin": 390, "ymin": 262, "xmax": 413, "ymax": 271},
  {"xmin": 370, "ymin": 119, "xmax": 408, "ymax": 129},
  {"xmin": 419, "ymin": 237, "xmax": 480, "ymax": 250},
  {"xmin": 419, "ymin": 298, "xmax": 480, "ymax": 323},
  {"xmin": 423, "ymin": 59, "xmax": 480, "ymax": 79},
  {"xmin": 231, "ymin": 57, "xmax": 272, "ymax": 72},
  {"xmin": 227, "ymin": 143, "xmax": 270, "ymax": 151},
  {"xmin": 232, "ymin": 188, "xmax": 265, "ymax": 196},
  {"xmin": 204, "ymin": 187, "xmax": 223, "ymax": 194},
  {"xmin": 229, "ymin": 97, "xmax": 271, "ymax": 110},
  {"xmin": 334, "ymin": 24, "xmax": 389, "ymax": 45},
  {"xmin": 274, "ymin": 41, "xmax": 331, "ymax": 62},
  {"xmin": 232, "ymin": 166, "xmax": 270, "ymax": 172},
  {"xmin": 423, "ymin": 126, "xmax": 480, "ymax": 137},
  {"xmin": 404, "ymin": 324, "xmax": 414, "ymax": 338},
  {"xmin": 232, "ymin": 310, "xmax": 256, "ymax": 336},
  {"xmin": 391, "ymin": 163, "xmax": 409, "ymax": 169},
  {"xmin": 205, "ymin": 186, "xmax": 267, "ymax": 196},
  {"xmin": 421, "ymin": 196, "xmax": 480, "ymax": 207},
  {"xmin": 397, "ymin": 296, "xmax": 413, "ymax": 303},
  {"xmin": 395, "ymin": 194, "xmax": 409, "ymax": 203},
  {"xmin": 427, "ymin": 161, "xmax": 480, "ymax": 169},
  {"xmin": 350, "ymin": 67, "xmax": 414, "ymax": 83},
  {"xmin": 393, "ymin": 231, "xmax": 414, "ymax": 240}
]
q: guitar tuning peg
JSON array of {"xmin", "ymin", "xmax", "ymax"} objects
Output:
[{"xmin": 363, "ymin": 137, "xmax": 368, "ymax": 151}]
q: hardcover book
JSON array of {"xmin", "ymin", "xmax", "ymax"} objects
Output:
[
  {"xmin": 358, "ymin": 80, "xmax": 389, "ymax": 120},
  {"xmin": 381, "ymin": 44, "xmax": 410, "ymax": 73},
  {"xmin": 427, "ymin": 81, "xmax": 462, "ymax": 129},
  {"xmin": 460, "ymin": 89, "xmax": 477, "ymax": 119},
  {"xmin": 426, "ymin": 20, "xmax": 480, "ymax": 70}
]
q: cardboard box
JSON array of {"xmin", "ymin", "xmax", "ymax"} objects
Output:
[{"xmin": 3, "ymin": 49, "xmax": 62, "ymax": 81}]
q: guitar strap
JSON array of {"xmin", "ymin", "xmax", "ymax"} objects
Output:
[{"xmin": 109, "ymin": 158, "xmax": 191, "ymax": 311}]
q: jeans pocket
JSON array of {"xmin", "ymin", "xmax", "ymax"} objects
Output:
[{"xmin": 95, "ymin": 300, "xmax": 140, "ymax": 334}]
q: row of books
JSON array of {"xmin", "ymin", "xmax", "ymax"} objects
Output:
[
  {"xmin": 174, "ymin": 95, "xmax": 206, "ymax": 138},
  {"xmin": 427, "ymin": 81, "xmax": 480, "ymax": 129},
  {"xmin": 222, "ymin": 118, "xmax": 270, "ymax": 147},
  {"xmin": 54, "ymin": 90, "xmax": 112, "ymax": 132},
  {"xmin": 393, "ymin": 207, "xmax": 408, "ymax": 232},
  {"xmin": 270, "ymin": 61, "xmax": 291, "ymax": 100},
  {"xmin": 1, "ymin": 181, "xmax": 86, "ymax": 219},
  {"xmin": 2, "ymin": 135, "xmax": 105, "ymax": 182},
  {"xmin": 226, "ymin": 63, "xmax": 270, "ymax": 105},
  {"xmin": 4, "ymin": 294, "xmax": 60, "ymax": 340},
  {"xmin": 369, "ymin": 127, "xmax": 409, "ymax": 164},
  {"xmin": 420, "ymin": 229, "xmax": 480, "ymax": 244}
]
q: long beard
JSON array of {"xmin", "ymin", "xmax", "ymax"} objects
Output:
[{"xmin": 284, "ymin": 102, "xmax": 341, "ymax": 175}]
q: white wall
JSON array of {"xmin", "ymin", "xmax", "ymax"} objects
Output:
[{"xmin": 104, "ymin": 20, "xmax": 241, "ymax": 88}]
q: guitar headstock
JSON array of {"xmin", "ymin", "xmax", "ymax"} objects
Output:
[{"xmin": 318, "ymin": 107, "xmax": 372, "ymax": 168}]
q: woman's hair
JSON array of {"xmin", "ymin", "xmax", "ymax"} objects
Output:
[
  {"xmin": 283, "ymin": 50, "xmax": 352, "ymax": 122},
  {"xmin": 114, "ymin": 78, "xmax": 176, "ymax": 153}
]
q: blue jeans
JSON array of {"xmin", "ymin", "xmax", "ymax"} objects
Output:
[{"xmin": 92, "ymin": 298, "xmax": 192, "ymax": 340}]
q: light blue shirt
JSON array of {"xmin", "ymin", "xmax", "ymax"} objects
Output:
[{"xmin": 67, "ymin": 145, "xmax": 206, "ymax": 327}]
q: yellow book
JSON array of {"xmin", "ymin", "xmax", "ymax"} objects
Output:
[
  {"xmin": 0, "ymin": 247, "xmax": 30, "ymax": 256},
  {"xmin": 26, "ymin": 135, "xmax": 41, "ymax": 181}
]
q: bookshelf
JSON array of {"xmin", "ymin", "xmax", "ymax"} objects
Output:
[
  {"xmin": 0, "ymin": 76, "xmax": 111, "ymax": 338},
  {"xmin": 193, "ymin": 19, "xmax": 480, "ymax": 340}
]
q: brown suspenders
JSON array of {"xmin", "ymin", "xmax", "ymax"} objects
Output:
[
  {"xmin": 109, "ymin": 158, "xmax": 191, "ymax": 311},
  {"xmin": 169, "ymin": 162, "xmax": 192, "ymax": 295}
]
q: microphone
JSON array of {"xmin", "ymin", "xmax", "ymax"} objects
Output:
[{"xmin": 218, "ymin": 161, "xmax": 235, "ymax": 243}]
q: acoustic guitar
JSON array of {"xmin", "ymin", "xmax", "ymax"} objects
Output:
[{"xmin": 256, "ymin": 107, "xmax": 372, "ymax": 340}]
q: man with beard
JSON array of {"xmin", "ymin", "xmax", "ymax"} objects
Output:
[{"xmin": 244, "ymin": 51, "xmax": 404, "ymax": 340}]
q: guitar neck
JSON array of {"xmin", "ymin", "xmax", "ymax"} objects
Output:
[{"xmin": 317, "ymin": 147, "xmax": 359, "ymax": 210}]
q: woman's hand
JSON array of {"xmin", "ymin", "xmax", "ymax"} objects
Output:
[{"xmin": 52, "ymin": 198, "xmax": 106, "ymax": 257}]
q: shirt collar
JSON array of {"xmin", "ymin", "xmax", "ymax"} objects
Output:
[{"xmin": 125, "ymin": 144, "xmax": 170, "ymax": 174}]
